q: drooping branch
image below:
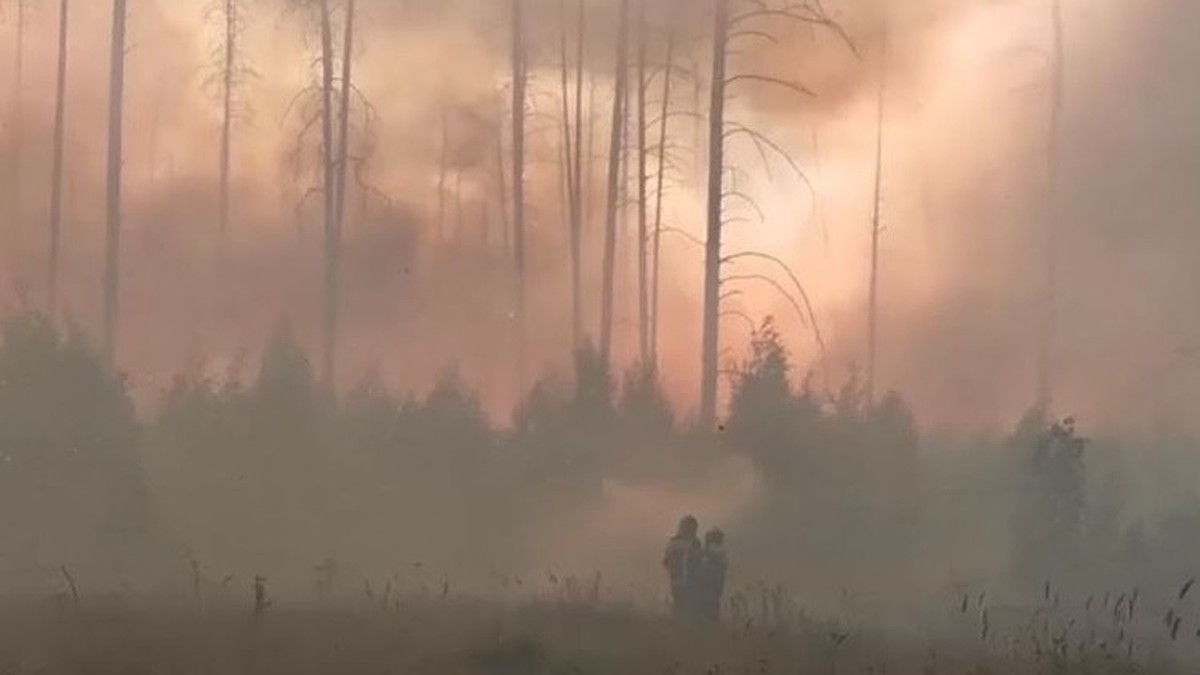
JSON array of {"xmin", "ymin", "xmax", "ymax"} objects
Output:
[
  {"xmin": 721, "ymin": 271, "xmax": 828, "ymax": 383},
  {"xmin": 721, "ymin": 250, "xmax": 828, "ymax": 373}
]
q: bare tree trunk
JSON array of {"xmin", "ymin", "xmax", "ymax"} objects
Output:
[
  {"xmin": 866, "ymin": 37, "xmax": 887, "ymax": 409},
  {"xmin": 103, "ymin": 0, "xmax": 128, "ymax": 364},
  {"xmin": 585, "ymin": 70, "xmax": 596, "ymax": 237},
  {"xmin": 650, "ymin": 6, "xmax": 677, "ymax": 366},
  {"xmin": 11, "ymin": 0, "xmax": 24, "ymax": 237},
  {"xmin": 319, "ymin": 0, "xmax": 338, "ymax": 386},
  {"xmin": 558, "ymin": 0, "xmax": 583, "ymax": 351},
  {"xmin": 494, "ymin": 112, "xmax": 511, "ymax": 255},
  {"xmin": 693, "ymin": 52, "xmax": 704, "ymax": 185},
  {"xmin": 438, "ymin": 105, "xmax": 449, "ymax": 242},
  {"xmin": 512, "ymin": 0, "xmax": 528, "ymax": 387},
  {"xmin": 480, "ymin": 196, "xmax": 490, "ymax": 247},
  {"xmin": 1037, "ymin": 0, "xmax": 1064, "ymax": 413},
  {"xmin": 48, "ymin": 0, "xmax": 70, "ymax": 317},
  {"xmin": 335, "ymin": 0, "xmax": 355, "ymax": 229},
  {"xmin": 573, "ymin": 0, "xmax": 585, "ymax": 252},
  {"xmin": 635, "ymin": 0, "xmax": 649, "ymax": 366},
  {"xmin": 323, "ymin": 0, "xmax": 356, "ymax": 386},
  {"xmin": 600, "ymin": 0, "xmax": 630, "ymax": 364},
  {"xmin": 699, "ymin": 0, "xmax": 728, "ymax": 428},
  {"xmin": 219, "ymin": 0, "xmax": 235, "ymax": 240},
  {"xmin": 454, "ymin": 170, "xmax": 464, "ymax": 245}
]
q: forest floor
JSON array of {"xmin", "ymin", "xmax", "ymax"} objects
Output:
[{"xmin": 0, "ymin": 597, "xmax": 1191, "ymax": 675}]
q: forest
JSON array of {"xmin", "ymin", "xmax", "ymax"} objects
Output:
[{"xmin": 1, "ymin": 0, "xmax": 1200, "ymax": 672}]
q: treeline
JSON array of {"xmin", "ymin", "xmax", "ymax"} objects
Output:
[{"xmin": 0, "ymin": 311, "xmax": 1197, "ymax": 614}]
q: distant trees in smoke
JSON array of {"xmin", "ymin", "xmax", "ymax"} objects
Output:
[
  {"xmin": 0, "ymin": 0, "xmax": 1084, "ymax": 447},
  {"xmin": 0, "ymin": 309, "xmax": 1195, "ymax": 609},
  {"xmin": 10, "ymin": 0, "xmax": 860, "ymax": 428}
]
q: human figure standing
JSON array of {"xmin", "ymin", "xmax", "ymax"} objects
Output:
[
  {"xmin": 662, "ymin": 515, "xmax": 702, "ymax": 617},
  {"xmin": 696, "ymin": 528, "xmax": 728, "ymax": 620}
]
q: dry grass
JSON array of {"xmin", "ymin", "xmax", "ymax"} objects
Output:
[{"xmin": 0, "ymin": 595, "xmax": 1191, "ymax": 675}]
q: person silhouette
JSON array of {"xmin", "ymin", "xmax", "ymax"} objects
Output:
[
  {"xmin": 696, "ymin": 528, "xmax": 728, "ymax": 620},
  {"xmin": 662, "ymin": 515, "xmax": 702, "ymax": 617}
]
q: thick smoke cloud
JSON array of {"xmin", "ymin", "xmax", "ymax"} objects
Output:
[{"xmin": 0, "ymin": 0, "xmax": 1197, "ymax": 434}]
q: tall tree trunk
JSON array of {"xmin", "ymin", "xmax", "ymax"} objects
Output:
[
  {"xmin": 319, "ymin": 0, "xmax": 338, "ymax": 386},
  {"xmin": 600, "ymin": 0, "xmax": 629, "ymax": 364},
  {"xmin": 103, "ymin": 0, "xmax": 128, "ymax": 363},
  {"xmin": 699, "ymin": 0, "xmax": 729, "ymax": 428},
  {"xmin": 11, "ymin": 0, "xmax": 24, "ymax": 236},
  {"xmin": 1037, "ymin": 0, "xmax": 1064, "ymax": 413},
  {"xmin": 573, "ymin": 0, "xmax": 586, "ymax": 348},
  {"xmin": 438, "ymin": 105, "xmax": 449, "ymax": 242},
  {"xmin": 866, "ymin": 38, "xmax": 887, "ymax": 409},
  {"xmin": 558, "ymin": 0, "xmax": 582, "ymax": 350},
  {"xmin": 635, "ymin": 0, "xmax": 649, "ymax": 366},
  {"xmin": 494, "ymin": 111, "xmax": 510, "ymax": 255},
  {"xmin": 48, "ymin": 0, "xmax": 70, "ymax": 317},
  {"xmin": 454, "ymin": 170, "xmax": 464, "ymax": 245},
  {"xmin": 650, "ymin": 6, "xmax": 677, "ymax": 366},
  {"xmin": 323, "ymin": 0, "xmax": 355, "ymax": 386},
  {"xmin": 573, "ymin": 0, "xmax": 585, "ymax": 247},
  {"xmin": 511, "ymin": 0, "xmax": 528, "ymax": 387},
  {"xmin": 335, "ymin": 0, "xmax": 355, "ymax": 230},
  {"xmin": 480, "ymin": 196, "xmax": 490, "ymax": 247},
  {"xmin": 692, "ymin": 52, "xmax": 704, "ymax": 185},
  {"xmin": 219, "ymin": 0, "xmax": 235, "ymax": 240},
  {"xmin": 585, "ymin": 70, "xmax": 596, "ymax": 238}
]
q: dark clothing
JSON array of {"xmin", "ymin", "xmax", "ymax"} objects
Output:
[
  {"xmin": 663, "ymin": 534, "xmax": 701, "ymax": 617},
  {"xmin": 695, "ymin": 545, "xmax": 727, "ymax": 620}
]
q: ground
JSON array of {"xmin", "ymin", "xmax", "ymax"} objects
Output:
[{"xmin": 0, "ymin": 596, "xmax": 1191, "ymax": 675}]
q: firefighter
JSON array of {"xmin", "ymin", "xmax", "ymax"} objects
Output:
[{"xmin": 662, "ymin": 515, "xmax": 702, "ymax": 617}]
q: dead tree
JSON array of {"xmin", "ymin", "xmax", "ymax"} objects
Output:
[
  {"xmin": 600, "ymin": 0, "xmax": 630, "ymax": 364},
  {"xmin": 334, "ymin": 0, "xmax": 355, "ymax": 247},
  {"xmin": 103, "ymin": 0, "xmax": 128, "ymax": 363},
  {"xmin": 283, "ymin": 0, "xmax": 378, "ymax": 382},
  {"xmin": 438, "ymin": 103, "xmax": 449, "ymax": 241},
  {"xmin": 635, "ymin": 0, "xmax": 650, "ymax": 366},
  {"xmin": 494, "ymin": 98, "xmax": 511, "ymax": 255},
  {"xmin": 698, "ymin": 0, "xmax": 729, "ymax": 427},
  {"xmin": 558, "ymin": 0, "xmax": 583, "ymax": 349},
  {"xmin": 215, "ymin": 0, "xmax": 239, "ymax": 239},
  {"xmin": 315, "ymin": 0, "xmax": 356, "ymax": 387},
  {"xmin": 649, "ymin": 0, "xmax": 682, "ymax": 366},
  {"xmin": 699, "ymin": 0, "xmax": 852, "ymax": 427},
  {"xmin": 316, "ymin": 0, "xmax": 341, "ymax": 386},
  {"xmin": 572, "ymin": 0, "xmax": 585, "ymax": 336},
  {"xmin": 11, "ymin": 0, "xmax": 24, "ymax": 232},
  {"xmin": 866, "ymin": 33, "xmax": 887, "ymax": 408},
  {"xmin": 512, "ymin": 0, "xmax": 528, "ymax": 385},
  {"xmin": 48, "ymin": 0, "xmax": 69, "ymax": 316}
]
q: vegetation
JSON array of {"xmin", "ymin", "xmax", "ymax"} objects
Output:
[
  {"xmin": 0, "ymin": 599, "xmax": 1194, "ymax": 675},
  {"xmin": 0, "ymin": 313, "xmax": 1196, "ymax": 620}
]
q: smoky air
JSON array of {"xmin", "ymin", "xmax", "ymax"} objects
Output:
[{"xmin": 0, "ymin": 0, "xmax": 1198, "ymax": 672}]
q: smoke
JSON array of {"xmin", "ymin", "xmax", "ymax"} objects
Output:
[
  {"xmin": 0, "ymin": 0, "xmax": 1197, "ymax": 619},
  {"xmin": 0, "ymin": 0, "xmax": 1197, "ymax": 434}
]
